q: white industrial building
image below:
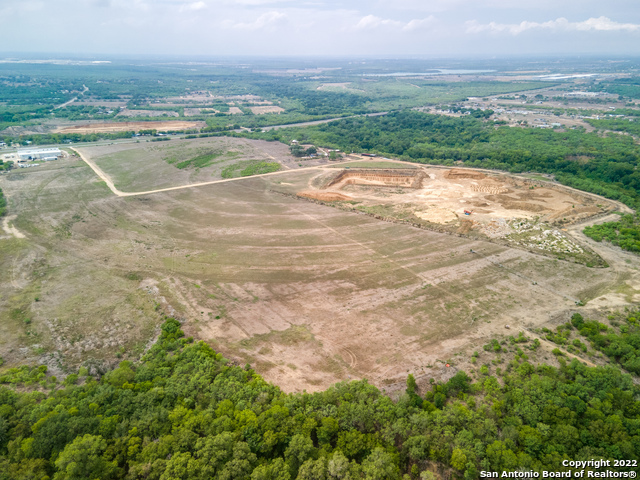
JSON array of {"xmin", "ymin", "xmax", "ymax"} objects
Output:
[{"xmin": 17, "ymin": 147, "xmax": 62, "ymax": 162}]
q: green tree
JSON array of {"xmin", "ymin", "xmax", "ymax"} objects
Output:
[
  {"xmin": 297, "ymin": 457, "xmax": 328, "ymax": 480},
  {"xmin": 406, "ymin": 374, "xmax": 417, "ymax": 396},
  {"xmin": 289, "ymin": 144, "xmax": 304, "ymax": 157},
  {"xmin": 361, "ymin": 448, "xmax": 400, "ymax": 480},
  {"xmin": 285, "ymin": 434, "xmax": 315, "ymax": 477},
  {"xmin": 450, "ymin": 448, "xmax": 467, "ymax": 471},
  {"xmin": 250, "ymin": 458, "xmax": 290, "ymax": 480},
  {"xmin": 160, "ymin": 452, "xmax": 200, "ymax": 480},
  {"xmin": 327, "ymin": 451, "xmax": 353, "ymax": 479},
  {"xmin": 53, "ymin": 434, "xmax": 115, "ymax": 480}
]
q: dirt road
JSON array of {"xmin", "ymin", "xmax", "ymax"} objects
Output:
[
  {"xmin": 55, "ymin": 85, "xmax": 88, "ymax": 110},
  {"xmin": 72, "ymin": 147, "xmax": 362, "ymax": 197},
  {"xmin": 2, "ymin": 215, "xmax": 26, "ymax": 239}
]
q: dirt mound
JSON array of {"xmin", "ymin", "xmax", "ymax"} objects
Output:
[
  {"xmin": 297, "ymin": 191, "xmax": 352, "ymax": 202},
  {"xmin": 496, "ymin": 199, "xmax": 547, "ymax": 213},
  {"xmin": 55, "ymin": 121, "xmax": 204, "ymax": 134},
  {"xmin": 415, "ymin": 208, "xmax": 458, "ymax": 224},
  {"xmin": 328, "ymin": 169, "xmax": 424, "ymax": 189},
  {"xmin": 445, "ymin": 168, "xmax": 486, "ymax": 180},
  {"xmin": 472, "ymin": 185, "xmax": 508, "ymax": 195},
  {"xmin": 457, "ymin": 218, "xmax": 474, "ymax": 234}
]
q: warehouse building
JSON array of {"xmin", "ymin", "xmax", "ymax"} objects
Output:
[{"xmin": 17, "ymin": 147, "xmax": 62, "ymax": 162}]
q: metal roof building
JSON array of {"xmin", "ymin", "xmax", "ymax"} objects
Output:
[{"xmin": 17, "ymin": 148, "xmax": 62, "ymax": 161}]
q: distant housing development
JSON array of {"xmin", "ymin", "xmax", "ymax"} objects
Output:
[{"xmin": 17, "ymin": 147, "xmax": 62, "ymax": 161}]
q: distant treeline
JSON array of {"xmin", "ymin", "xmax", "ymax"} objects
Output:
[
  {"xmin": 0, "ymin": 132, "xmax": 135, "ymax": 145},
  {"xmin": 0, "ymin": 130, "xmax": 201, "ymax": 146},
  {"xmin": 590, "ymin": 77, "xmax": 640, "ymax": 99},
  {"xmin": 244, "ymin": 111, "xmax": 640, "ymax": 208}
]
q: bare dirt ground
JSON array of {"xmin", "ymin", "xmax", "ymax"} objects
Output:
[
  {"xmin": 75, "ymin": 100, "xmax": 128, "ymax": 108},
  {"xmin": 116, "ymin": 109, "xmax": 179, "ymax": 118},
  {"xmin": 183, "ymin": 108, "xmax": 221, "ymax": 117},
  {"xmin": 316, "ymin": 83, "xmax": 364, "ymax": 93},
  {"xmin": 299, "ymin": 163, "xmax": 617, "ymax": 264},
  {"xmin": 250, "ymin": 106, "xmax": 285, "ymax": 115},
  {"xmin": 54, "ymin": 121, "xmax": 205, "ymax": 134},
  {"xmin": 1, "ymin": 215, "xmax": 26, "ymax": 239},
  {"xmin": 2, "ymin": 148, "xmax": 639, "ymax": 393}
]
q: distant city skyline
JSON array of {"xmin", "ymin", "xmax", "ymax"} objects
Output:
[{"xmin": 1, "ymin": 0, "xmax": 639, "ymax": 57}]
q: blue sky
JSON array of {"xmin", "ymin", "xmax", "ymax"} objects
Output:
[{"xmin": 2, "ymin": 0, "xmax": 639, "ymax": 56}]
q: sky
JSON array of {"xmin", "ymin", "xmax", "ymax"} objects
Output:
[{"xmin": 1, "ymin": 0, "xmax": 640, "ymax": 57}]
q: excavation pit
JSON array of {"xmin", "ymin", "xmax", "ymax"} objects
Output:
[{"xmin": 326, "ymin": 169, "xmax": 426, "ymax": 190}]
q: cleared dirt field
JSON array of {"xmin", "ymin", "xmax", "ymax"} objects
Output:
[
  {"xmin": 317, "ymin": 83, "xmax": 364, "ymax": 93},
  {"xmin": 250, "ymin": 106, "xmax": 285, "ymax": 114},
  {"xmin": 313, "ymin": 166, "xmax": 615, "ymax": 225},
  {"xmin": 1, "ymin": 146, "xmax": 639, "ymax": 393},
  {"xmin": 54, "ymin": 120, "xmax": 204, "ymax": 134},
  {"xmin": 296, "ymin": 163, "xmax": 619, "ymax": 266},
  {"xmin": 116, "ymin": 109, "xmax": 179, "ymax": 118}
]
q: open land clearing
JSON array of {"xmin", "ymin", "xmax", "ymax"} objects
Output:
[
  {"xmin": 54, "ymin": 120, "xmax": 205, "ymax": 134},
  {"xmin": 1, "ymin": 141, "xmax": 639, "ymax": 392},
  {"xmin": 295, "ymin": 164, "xmax": 620, "ymax": 266},
  {"xmin": 249, "ymin": 106, "xmax": 285, "ymax": 114},
  {"xmin": 116, "ymin": 109, "xmax": 180, "ymax": 118}
]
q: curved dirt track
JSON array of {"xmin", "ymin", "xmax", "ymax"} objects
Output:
[
  {"xmin": 72, "ymin": 147, "xmax": 360, "ymax": 197},
  {"xmin": 2, "ymin": 215, "xmax": 26, "ymax": 239}
]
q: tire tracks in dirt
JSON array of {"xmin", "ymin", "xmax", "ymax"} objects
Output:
[
  {"xmin": 2, "ymin": 215, "xmax": 26, "ymax": 239},
  {"xmin": 281, "ymin": 200, "xmax": 500, "ymax": 382},
  {"xmin": 322, "ymin": 337, "xmax": 358, "ymax": 369}
]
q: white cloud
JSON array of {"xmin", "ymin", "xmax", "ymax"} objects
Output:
[
  {"xmin": 573, "ymin": 16, "xmax": 640, "ymax": 31},
  {"xmin": 225, "ymin": 11, "xmax": 288, "ymax": 30},
  {"xmin": 355, "ymin": 14, "xmax": 435, "ymax": 31},
  {"xmin": 403, "ymin": 16, "xmax": 435, "ymax": 31},
  {"xmin": 179, "ymin": 1, "xmax": 206, "ymax": 11},
  {"xmin": 355, "ymin": 15, "xmax": 403, "ymax": 30},
  {"xmin": 466, "ymin": 16, "xmax": 640, "ymax": 35}
]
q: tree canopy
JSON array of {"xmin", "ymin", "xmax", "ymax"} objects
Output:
[{"xmin": 0, "ymin": 318, "xmax": 638, "ymax": 479}]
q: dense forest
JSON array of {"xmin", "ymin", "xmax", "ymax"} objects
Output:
[
  {"xmin": 584, "ymin": 214, "xmax": 640, "ymax": 252},
  {"xmin": 0, "ymin": 318, "xmax": 638, "ymax": 480},
  {"xmin": 586, "ymin": 118, "xmax": 640, "ymax": 137},
  {"xmin": 246, "ymin": 111, "xmax": 640, "ymax": 208}
]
